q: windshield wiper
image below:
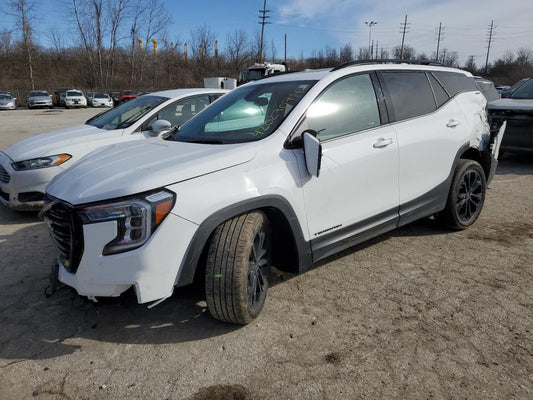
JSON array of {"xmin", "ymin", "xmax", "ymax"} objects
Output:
[{"xmin": 181, "ymin": 139, "xmax": 224, "ymax": 144}]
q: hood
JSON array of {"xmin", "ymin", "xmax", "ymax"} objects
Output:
[
  {"xmin": 3, "ymin": 124, "xmax": 123, "ymax": 161},
  {"xmin": 46, "ymin": 140, "xmax": 257, "ymax": 205},
  {"xmin": 29, "ymin": 95, "xmax": 51, "ymax": 101},
  {"xmin": 488, "ymin": 98, "xmax": 533, "ymax": 112}
]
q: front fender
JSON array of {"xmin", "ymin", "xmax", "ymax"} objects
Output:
[{"xmin": 175, "ymin": 195, "xmax": 312, "ymax": 287}]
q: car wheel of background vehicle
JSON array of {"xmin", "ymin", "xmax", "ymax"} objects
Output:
[
  {"xmin": 438, "ymin": 159, "xmax": 486, "ymax": 230},
  {"xmin": 205, "ymin": 211, "xmax": 271, "ymax": 325}
]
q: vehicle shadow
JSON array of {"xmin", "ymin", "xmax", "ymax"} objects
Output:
[
  {"xmin": 495, "ymin": 152, "xmax": 533, "ymax": 176},
  {"xmin": 0, "ymin": 206, "xmax": 40, "ymax": 225},
  {"xmin": 1, "ymin": 152, "xmax": 530, "ymax": 362},
  {"xmin": 0, "ymin": 221, "xmax": 240, "ymax": 362}
]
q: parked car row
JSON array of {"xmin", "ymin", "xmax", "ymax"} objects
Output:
[{"xmin": 0, "ymin": 88, "xmax": 143, "ymax": 109}]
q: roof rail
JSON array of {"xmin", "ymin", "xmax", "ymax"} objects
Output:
[{"xmin": 331, "ymin": 59, "xmax": 446, "ymax": 72}]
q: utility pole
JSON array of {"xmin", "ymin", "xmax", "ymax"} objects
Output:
[
  {"xmin": 399, "ymin": 14, "xmax": 410, "ymax": 59},
  {"xmin": 365, "ymin": 21, "xmax": 377, "ymax": 59},
  {"xmin": 484, "ymin": 20, "xmax": 495, "ymax": 74},
  {"xmin": 258, "ymin": 0, "xmax": 271, "ymax": 63},
  {"xmin": 435, "ymin": 22, "xmax": 444, "ymax": 62},
  {"xmin": 284, "ymin": 33, "xmax": 287, "ymax": 63}
]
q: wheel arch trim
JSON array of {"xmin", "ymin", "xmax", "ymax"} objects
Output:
[{"xmin": 174, "ymin": 195, "xmax": 312, "ymax": 287}]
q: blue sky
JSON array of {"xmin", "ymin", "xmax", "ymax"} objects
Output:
[{"xmin": 1, "ymin": 0, "xmax": 532, "ymax": 66}]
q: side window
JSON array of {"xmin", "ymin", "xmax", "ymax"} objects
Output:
[
  {"xmin": 143, "ymin": 95, "xmax": 211, "ymax": 130},
  {"xmin": 428, "ymin": 73, "xmax": 450, "ymax": 107},
  {"xmin": 299, "ymin": 74, "xmax": 381, "ymax": 141},
  {"xmin": 381, "ymin": 72, "xmax": 436, "ymax": 121},
  {"xmin": 433, "ymin": 71, "xmax": 477, "ymax": 97}
]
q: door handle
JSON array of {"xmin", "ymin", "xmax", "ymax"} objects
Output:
[
  {"xmin": 373, "ymin": 138, "xmax": 394, "ymax": 148},
  {"xmin": 447, "ymin": 119, "xmax": 461, "ymax": 128}
]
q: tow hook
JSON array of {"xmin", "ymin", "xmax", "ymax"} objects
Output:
[{"xmin": 44, "ymin": 261, "xmax": 65, "ymax": 298}]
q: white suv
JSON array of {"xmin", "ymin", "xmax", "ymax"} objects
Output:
[{"xmin": 42, "ymin": 61, "xmax": 505, "ymax": 325}]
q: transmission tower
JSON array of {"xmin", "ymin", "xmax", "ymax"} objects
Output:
[
  {"xmin": 258, "ymin": 0, "xmax": 271, "ymax": 63},
  {"xmin": 484, "ymin": 20, "xmax": 495, "ymax": 74},
  {"xmin": 435, "ymin": 22, "xmax": 445, "ymax": 62},
  {"xmin": 399, "ymin": 15, "xmax": 410, "ymax": 58}
]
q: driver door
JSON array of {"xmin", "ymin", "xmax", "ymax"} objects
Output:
[{"xmin": 295, "ymin": 73, "xmax": 400, "ymax": 259}]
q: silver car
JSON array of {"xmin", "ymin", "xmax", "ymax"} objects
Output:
[
  {"xmin": 0, "ymin": 92, "xmax": 16, "ymax": 110},
  {"xmin": 27, "ymin": 90, "xmax": 53, "ymax": 109}
]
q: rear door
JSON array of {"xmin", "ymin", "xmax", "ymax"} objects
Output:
[{"xmin": 378, "ymin": 70, "xmax": 470, "ymax": 223}]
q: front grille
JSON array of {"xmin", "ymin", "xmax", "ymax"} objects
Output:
[
  {"xmin": 0, "ymin": 187, "xmax": 8, "ymax": 202},
  {"xmin": 0, "ymin": 165, "xmax": 10, "ymax": 183},
  {"xmin": 18, "ymin": 191, "xmax": 46, "ymax": 203},
  {"xmin": 44, "ymin": 200, "xmax": 84, "ymax": 273}
]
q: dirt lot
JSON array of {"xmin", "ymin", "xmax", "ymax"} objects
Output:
[{"xmin": 0, "ymin": 108, "xmax": 531, "ymax": 399}]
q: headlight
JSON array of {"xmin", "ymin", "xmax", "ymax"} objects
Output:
[
  {"xmin": 12, "ymin": 154, "xmax": 71, "ymax": 170},
  {"xmin": 79, "ymin": 190, "xmax": 175, "ymax": 255}
]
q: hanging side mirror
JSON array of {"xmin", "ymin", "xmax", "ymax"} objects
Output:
[{"xmin": 302, "ymin": 130, "xmax": 322, "ymax": 177}]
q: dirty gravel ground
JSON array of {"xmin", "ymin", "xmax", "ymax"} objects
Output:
[{"xmin": 0, "ymin": 109, "xmax": 531, "ymax": 399}]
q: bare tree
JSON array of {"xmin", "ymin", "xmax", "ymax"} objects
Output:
[
  {"xmin": 8, "ymin": 0, "xmax": 36, "ymax": 89},
  {"xmin": 46, "ymin": 28, "xmax": 65, "ymax": 55},
  {"xmin": 106, "ymin": 0, "xmax": 128, "ymax": 86},
  {"xmin": 127, "ymin": 0, "xmax": 170, "ymax": 86},
  {"xmin": 226, "ymin": 29, "xmax": 250, "ymax": 75},
  {"xmin": 190, "ymin": 24, "xmax": 216, "ymax": 61},
  {"xmin": 72, "ymin": 0, "xmax": 96, "ymax": 85},
  {"xmin": 0, "ymin": 29, "xmax": 15, "ymax": 56},
  {"xmin": 128, "ymin": 0, "xmax": 146, "ymax": 85},
  {"xmin": 392, "ymin": 44, "xmax": 415, "ymax": 59},
  {"xmin": 339, "ymin": 43, "xmax": 353, "ymax": 63}
]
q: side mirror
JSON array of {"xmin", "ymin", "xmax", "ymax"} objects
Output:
[
  {"xmin": 151, "ymin": 119, "xmax": 172, "ymax": 136},
  {"xmin": 303, "ymin": 130, "xmax": 322, "ymax": 177}
]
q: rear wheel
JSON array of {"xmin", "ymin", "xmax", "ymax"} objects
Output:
[
  {"xmin": 438, "ymin": 159, "xmax": 486, "ymax": 230},
  {"xmin": 205, "ymin": 211, "xmax": 271, "ymax": 325}
]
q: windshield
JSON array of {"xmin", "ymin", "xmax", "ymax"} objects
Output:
[
  {"xmin": 0, "ymin": 94, "xmax": 12, "ymax": 100},
  {"xmin": 247, "ymin": 68, "xmax": 266, "ymax": 82},
  {"xmin": 67, "ymin": 91, "xmax": 83, "ymax": 97},
  {"xmin": 86, "ymin": 95, "xmax": 168, "ymax": 129},
  {"xmin": 94, "ymin": 93, "xmax": 108, "ymax": 98},
  {"xmin": 171, "ymin": 80, "xmax": 316, "ymax": 144},
  {"xmin": 510, "ymin": 78, "xmax": 533, "ymax": 99},
  {"xmin": 30, "ymin": 91, "xmax": 49, "ymax": 97}
]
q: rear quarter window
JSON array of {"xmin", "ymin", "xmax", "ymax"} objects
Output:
[{"xmin": 433, "ymin": 71, "xmax": 477, "ymax": 97}]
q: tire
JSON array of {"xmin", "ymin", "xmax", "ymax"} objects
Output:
[
  {"xmin": 438, "ymin": 159, "xmax": 486, "ymax": 230},
  {"xmin": 205, "ymin": 211, "xmax": 271, "ymax": 325}
]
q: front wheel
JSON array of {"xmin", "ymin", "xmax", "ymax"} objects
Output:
[
  {"xmin": 205, "ymin": 211, "xmax": 271, "ymax": 325},
  {"xmin": 438, "ymin": 159, "xmax": 486, "ymax": 230}
]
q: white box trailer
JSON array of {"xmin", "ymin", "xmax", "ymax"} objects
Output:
[{"xmin": 203, "ymin": 77, "xmax": 237, "ymax": 90}]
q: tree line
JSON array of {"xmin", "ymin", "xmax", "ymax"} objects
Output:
[{"xmin": 1, "ymin": 0, "xmax": 532, "ymax": 102}]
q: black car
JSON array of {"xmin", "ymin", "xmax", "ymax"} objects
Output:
[{"xmin": 488, "ymin": 77, "xmax": 533, "ymax": 153}]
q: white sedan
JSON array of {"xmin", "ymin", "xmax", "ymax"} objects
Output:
[
  {"xmin": 91, "ymin": 92, "xmax": 114, "ymax": 107},
  {"xmin": 0, "ymin": 88, "xmax": 228, "ymax": 210}
]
